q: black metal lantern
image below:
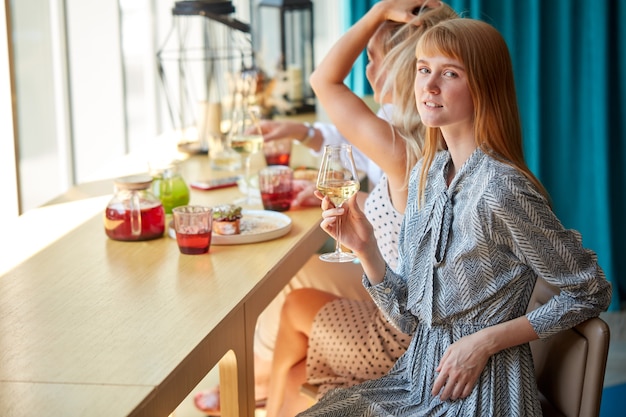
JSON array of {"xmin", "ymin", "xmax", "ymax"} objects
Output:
[
  {"xmin": 157, "ymin": 0, "xmax": 254, "ymax": 152},
  {"xmin": 257, "ymin": 0, "xmax": 315, "ymax": 113}
]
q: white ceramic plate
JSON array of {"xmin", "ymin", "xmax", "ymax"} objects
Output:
[{"xmin": 169, "ymin": 210, "xmax": 292, "ymax": 245}]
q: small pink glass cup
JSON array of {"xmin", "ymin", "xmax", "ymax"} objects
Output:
[
  {"xmin": 258, "ymin": 166, "xmax": 293, "ymax": 212},
  {"xmin": 263, "ymin": 138, "xmax": 292, "ymax": 166},
  {"xmin": 172, "ymin": 205, "xmax": 213, "ymax": 254}
]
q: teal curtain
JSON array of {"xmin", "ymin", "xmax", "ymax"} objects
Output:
[
  {"xmin": 344, "ymin": 0, "xmax": 378, "ymax": 95},
  {"xmin": 344, "ymin": 0, "xmax": 625, "ymax": 310}
]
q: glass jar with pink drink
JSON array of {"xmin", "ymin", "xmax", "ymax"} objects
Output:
[{"xmin": 104, "ymin": 175, "xmax": 166, "ymax": 241}]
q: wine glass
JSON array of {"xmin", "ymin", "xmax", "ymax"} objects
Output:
[
  {"xmin": 316, "ymin": 144, "xmax": 360, "ymax": 262},
  {"xmin": 230, "ymin": 105, "xmax": 264, "ymax": 205}
]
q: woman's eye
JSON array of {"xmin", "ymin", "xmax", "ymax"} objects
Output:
[
  {"xmin": 443, "ymin": 70, "xmax": 458, "ymax": 78},
  {"xmin": 418, "ymin": 67, "xmax": 430, "ymax": 74}
]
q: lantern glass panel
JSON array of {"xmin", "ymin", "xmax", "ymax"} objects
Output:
[
  {"xmin": 157, "ymin": 2, "xmax": 253, "ymax": 150},
  {"xmin": 257, "ymin": 1, "xmax": 314, "ymax": 112}
]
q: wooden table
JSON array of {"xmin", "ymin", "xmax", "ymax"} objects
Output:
[{"xmin": 0, "ymin": 155, "xmax": 327, "ymax": 416}]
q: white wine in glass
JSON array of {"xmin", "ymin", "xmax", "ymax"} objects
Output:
[
  {"xmin": 230, "ymin": 106, "xmax": 263, "ymax": 205},
  {"xmin": 316, "ymin": 144, "xmax": 360, "ymax": 262},
  {"xmin": 231, "ymin": 134, "xmax": 264, "ymax": 155}
]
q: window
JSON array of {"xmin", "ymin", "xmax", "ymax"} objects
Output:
[{"xmin": 5, "ymin": 0, "xmax": 341, "ymax": 218}]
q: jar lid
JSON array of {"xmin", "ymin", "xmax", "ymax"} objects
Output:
[{"xmin": 114, "ymin": 175, "xmax": 154, "ymax": 190}]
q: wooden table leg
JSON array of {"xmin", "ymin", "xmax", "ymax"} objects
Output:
[
  {"xmin": 219, "ymin": 350, "xmax": 240, "ymax": 417},
  {"xmin": 219, "ymin": 313, "xmax": 254, "ymax": 417}
]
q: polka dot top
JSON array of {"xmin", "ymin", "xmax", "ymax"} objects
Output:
[{"xmin": 364, "ymin": 174, "xmax": 402, "ymax": 271}]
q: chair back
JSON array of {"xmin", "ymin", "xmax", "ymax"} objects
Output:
[{"xmin": 527, "ymin": 278, "xmax": 611, "ymax": 417}]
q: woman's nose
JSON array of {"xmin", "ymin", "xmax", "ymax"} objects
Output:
[{"xmin": 423, "ymin": 76, "xmax": 439, "ymax": 93}]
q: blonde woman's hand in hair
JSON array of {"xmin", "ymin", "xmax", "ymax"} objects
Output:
[{"xmin": 375, "ymin": 0, "xmax": 442, "ymax": 23}]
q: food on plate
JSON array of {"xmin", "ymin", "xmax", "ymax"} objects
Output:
[
  {"xmin": 212, "ymin": 204, "xmax": 243, "ymax": 235},
  {"xmin": 293, "ymin": 167, "xmax": 318, "ymax": 182}
]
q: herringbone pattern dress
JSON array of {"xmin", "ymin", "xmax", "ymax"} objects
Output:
[{"xmin": 298, "ymin": 149, "xmax": 612, "ymax": 417}]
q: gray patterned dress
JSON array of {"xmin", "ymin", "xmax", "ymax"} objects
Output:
[{"xmin": 298, "ymin": 149, "xmax": 612, "ymax": 417}]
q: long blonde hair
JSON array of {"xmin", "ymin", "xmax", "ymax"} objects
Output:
[
  {"xmin": 415, "ymin": 18, "xmax": 549, "ymax": 203},
  {"xmin": 375, "ymin": 3, "xmax": 459, "ymax": 188}
]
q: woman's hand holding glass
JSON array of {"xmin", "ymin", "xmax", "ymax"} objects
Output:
[
  {"xmin": 317, "ymin": 192, "xmax": 389, "ymax": 283},
  {"xmin": 318, "ymin": 192, "xmax": 373, "ymax": 255},
  {"xmin": 257, "ymin": 120, "xmax": 307, "ymax": 142},
  {"xmin": 316, "ymin": 144, "xmax": 361, "ymax": 262}
]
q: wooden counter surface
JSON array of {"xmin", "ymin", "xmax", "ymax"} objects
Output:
[{"xmin": 0, "ymin": 155, "xmax": 327, "ymax": 416}]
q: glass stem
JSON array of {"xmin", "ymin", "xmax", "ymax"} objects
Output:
[
  {"xmin": 245, "ymin": 156, "xmax": 252, "ymax": 202},
  {"xmin": 335, "ymin": 210, "xmax": 343, "ymax": 255}
]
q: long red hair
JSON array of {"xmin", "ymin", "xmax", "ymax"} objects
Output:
[{"xmin": 415, "ymin": 18, "xmax": 548, "ymax": 204}]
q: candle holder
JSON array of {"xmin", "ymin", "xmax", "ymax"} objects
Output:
[
  {"xmin": 157, "ymin": 0, "xmax": 254, "ymax": 154},
  {"xmin": 257, "ymin": 0, "xmax": 315, "ymax": 114}
]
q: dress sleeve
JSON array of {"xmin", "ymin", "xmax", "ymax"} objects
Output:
[
  {"xmin": 363, "ymin": 264, "xmax": 418, "ymax": 335},
  {"xmin": 486, "ymin": 173, "xmax": 612, "ymax": 338},
  {"xmin": 362, "ymin": 160, "xmax": 424, "ymax": 335}
]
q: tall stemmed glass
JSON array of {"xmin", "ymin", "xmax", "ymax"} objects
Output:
[
  {"xmin": 230, "ymin": 105, "xmax": 264, "ymax": 205},
  {"xmin": 316, "ymin": 144, "xmax": 360, "ymax": 262}
]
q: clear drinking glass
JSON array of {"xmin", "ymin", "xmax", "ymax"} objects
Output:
[
  {"xmin": 316, "ymin": 144, "xmax": 360, "ymax": 262},
  {"xmin": 229, "ymin": 105, "xmax": 264, "ymax": 205}
]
